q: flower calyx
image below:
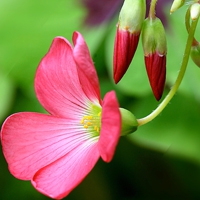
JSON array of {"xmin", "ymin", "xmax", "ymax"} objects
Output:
[{"xmin": 119, "ymin": 108, "xmax": 138, "ymax": 136}]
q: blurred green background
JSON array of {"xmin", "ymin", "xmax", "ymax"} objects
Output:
[{"xmin": 1, "ymin": 0, "xmax": 200, "ymax": 199}]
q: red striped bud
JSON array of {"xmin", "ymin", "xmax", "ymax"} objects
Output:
[
  {"xmin": 113, "ymin": 0, "xmax": 146, "ymax": 84},
  {"xmin": 142, "ymin": 17, "xmax": 167, "ymax": 101}
]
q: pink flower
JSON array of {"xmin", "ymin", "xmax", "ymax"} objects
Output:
[{"xmin": 1, "ymin": 32, "xmax": 121, "ymax": 199}]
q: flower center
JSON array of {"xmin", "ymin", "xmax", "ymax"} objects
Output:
[{"xmin": 80, "ymin": 105, "xmax": 102, "ymax": 137}]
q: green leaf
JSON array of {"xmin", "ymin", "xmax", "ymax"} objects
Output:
[
  {"xmin": 0, "ymin": 0, "xmax": 85, "ymax": 93},
  {"xmin": 128, "ymin": 93, "xmax": 200, "ymax": 162},
  {"xmin": 0, "ymin": 72, "xmax": 14, "ymax": 122}
]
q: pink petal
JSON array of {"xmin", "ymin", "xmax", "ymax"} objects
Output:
[
  {"xmin": 98, "ymin": 91, "xmax": 121, "ymax": 162},
  {"xmin": 32, "ymin": 139, "xmax": 99, "ymax": 199},
  {"xmin": 35, "ymin": 37, "xmax": 91, "ymax": 118},
  {"xmin": 72, "ymin": 31, "xmax": 101, "ymax": 103},
  {"xmin": 1, "ymin": 112, "xmax": 93, "ymax": 180}
]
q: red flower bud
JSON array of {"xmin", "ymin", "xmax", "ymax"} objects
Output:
[
  {"xmin": 190, "ymin": 40, "xmax": 200, "ymax": 68},
  {"xmin": 145, "ymin": 53, "xmax": 166, "ymax": 100},
  {"xmin": 114, "ymin": 29, "xmax": 140, "ymax": 83},
  {"xmin": 142, "ymin": 17, "xmax": 167, "ymax": 100},
  {"xmin": 113, "ymin": 0, "xmax": 146, "ymax": 84}
]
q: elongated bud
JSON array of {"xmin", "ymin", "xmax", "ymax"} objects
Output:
[
  {"xmin": 170, "ymin": 0, "xmax": 185, "ymax": 14},
  {"xmin": 119, "ymin": 108, "xmax": 138, "ymax": 136},
  {"xmin": 190, "ymin": 40, "xmax": 200, "ymax": 67},
  {"xmin": 190, "ymin": 3, "xmax": 200, "ymax": 20},
  {"xmin": 113, "ymin": 0, "xmax": 146, "ymax": 84},
  {"xmin": 142, "ymin": 17, "xmax": 167, "ymax": 101}
]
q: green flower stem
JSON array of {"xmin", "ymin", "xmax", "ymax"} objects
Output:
[
  {"xmin": 185, "ymin": 6, "xmax": 198, "ymax": 45},
  {"xmin": 149, "ymin": 0, "xmax": 158, "ymax": 19},
  {"xmin": 185, "ymin": 5, "xmax": 191, "ymax": 33},
  {"xmin": 137, "ymin": 17, "xmax": 199, "ymax": 127}
]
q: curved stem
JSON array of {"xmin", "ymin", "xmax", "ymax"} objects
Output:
[
  {"xmin": 185, "ymin": 5, "xmax": 191, "ymax": 32},
  {"xmin": 149, "ymin": 0, "xmax": 158, "ymax": 19},
  {"xmin": 185, "ymin": 6, "xmax": 199, "ymax": 45},
  {"xmin": 137, "ymin": 17, "xmax": 199, "ymax": 126}
]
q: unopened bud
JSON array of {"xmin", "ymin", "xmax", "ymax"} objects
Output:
[
  {"xmin": 113, "ymin": 0, "xmax": 146, "ymax": 84},
  {"xmin": 191, "ymin": 41, "xmax": 200, "ymax": 67},
  {"xmin": 190, "ymin": 3, "xmax": 200, "ymax": 20},
  {"xmin": 170, "ymin": 0, "xmax": 185, "ymax": 14},
  {"xmin": 142, "ymin": 17, "xmax": 167, "ymax": 101},
  {"xmin": 119, "ymin": 108, "xmax": 138, "ymax": 136}
]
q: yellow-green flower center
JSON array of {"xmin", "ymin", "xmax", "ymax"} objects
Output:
[{"xmin": 80, "ymin": 104, "xmax": 102, "ymax": 137}]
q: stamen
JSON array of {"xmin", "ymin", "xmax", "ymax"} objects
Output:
[
  {"xmin": 80, "ymin": 108, "xmax": 101, "ymax": 135},
  {"xmin": 84, "ymin": 125, "xmax": 88, "ymax": 129},
  {"xmin": 97, "ymin": 112, "xmax": 101, "ymax": 117},
  {"xmin": 87, "ymin": 122, "xmax": 92, "ymax": 126}
]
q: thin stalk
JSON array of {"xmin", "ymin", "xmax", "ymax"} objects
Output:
[{"xmin": 149, "ymin": 0, "xmax": 158, "ymax": 19}]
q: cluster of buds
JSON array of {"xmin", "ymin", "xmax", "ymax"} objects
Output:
[
  {"xmin": 113, "ymin": 0, "xmax": 167, "ymax": 101},
  {"xmin": 188, "ymin": 2, "xmax": 200, "ymax": 68},
  {"xmin": 170, "ymin": 0, "xmax": 200, "ymax": 19},
  {"xmin": 171, "ymin": 0, "xmax": 200, "ymax": 68}
]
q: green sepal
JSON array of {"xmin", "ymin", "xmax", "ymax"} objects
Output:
[
  {"xmin": 120, "ymin": 108, "xmax": 138, "ymax": 136},
  {"xmin": 119, "ymin": 0, "xmax": 146, "ymax": 33},
  {"xmin": 142, "ymin": 17, "xmax": 167, "ymax": 56}
]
